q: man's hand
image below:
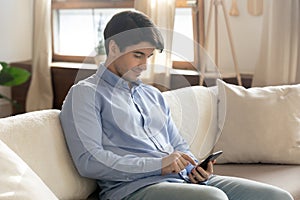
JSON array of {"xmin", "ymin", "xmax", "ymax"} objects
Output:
[
  {"xmin": 161, "ymin": 151, "xmax": 196, "ymax": 176},
  {"xmin": 188, "ymin": 160, "xmax": 215, "ymax": 183}
]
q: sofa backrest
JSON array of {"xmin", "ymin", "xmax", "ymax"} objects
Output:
[
  {"xmin": 0, "ymin": 86, "xmax": 219, "ymax": 199},
  {"xmin": 162, "ymin": 86, "xmax": 219, "ymax": 159},
  {"xmin": 0, "ymin": 109, "xmax": 97, "ymax": 200}
]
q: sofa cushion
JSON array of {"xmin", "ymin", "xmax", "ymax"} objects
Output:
[
  {"xmin": 0, "ymin": 139, "xmax": 58, "ymax": 200},
  {"xmin": 214, "ymin": 80, "xmax": 300, "ymax": 164},
  {"xmin": 214, "ymin": 164, "xmax": 300, "ymax": 200},
  {"xmin": 0, "ymin": 109, "xmax": 97, "ymax": 200},
  {"xmin": 163, "ymin": 86, "xmax": 219, "ymax": 160}
]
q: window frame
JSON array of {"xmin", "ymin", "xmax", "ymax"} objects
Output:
[{"xmin": 51, "ymin": 0, "xmax": 204, "ymax": 70}]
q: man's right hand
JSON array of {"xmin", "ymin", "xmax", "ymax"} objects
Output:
[{"xmin": 161, "ymin": 151, "xmax": 196, "ymax": 176}]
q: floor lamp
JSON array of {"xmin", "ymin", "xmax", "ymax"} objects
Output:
[{"xmin": 200, "ymin": 0, "xmax": 242, "ymax": 86}]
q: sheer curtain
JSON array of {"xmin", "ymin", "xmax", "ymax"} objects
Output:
[
  {"xmin": 26, "ymin": 0, "xmax": 53, "ymax": 111},
  {"xmin": 134, "ymin": 0, "xmax": 176, "ymax": 90},
  {"xmin": 252, "ymin": 0, "xmax": 300, "ymax": 86}
]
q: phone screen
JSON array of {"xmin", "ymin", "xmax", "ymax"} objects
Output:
[{"xmin": 198, "ymin": 150, "xmax": 223, "ymax": 170}]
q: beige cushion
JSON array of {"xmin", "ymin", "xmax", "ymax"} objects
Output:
[
  {"xmin": 0, "ymin": 109, "xmax": 97, "ymax": 200},
  {"xmin": 0, "ymin": 139, "xmax": 58, "ymax": 200},
  {"xmin": 214, "ymin": 80, "xmax": 300, "ymax": 164},
  {"xmin": 163, "ymin": 86, "xmax": 219, "ymax": 159}
]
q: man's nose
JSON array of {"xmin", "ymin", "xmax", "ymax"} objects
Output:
[
  {"xmin": 139, "ymin": 63, "xmax": 147, "ymax": 71},
  {"xmin": 139, "ymin": 58, "xmax": 147, "ymax": 70}
]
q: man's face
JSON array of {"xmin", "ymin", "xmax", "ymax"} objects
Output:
[{"xmin": 108, "ymin": 42, "xmax": 155, "ymax": 82}]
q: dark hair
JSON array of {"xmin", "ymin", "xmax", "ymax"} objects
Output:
[{"xmin": 104, "ymin": 11, "xmax": 164, "ymax": 55}]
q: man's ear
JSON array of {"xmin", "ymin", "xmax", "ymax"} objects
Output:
[{"xmin": 108, "ymin": 40, "xmax": 120, "ymax": 56}]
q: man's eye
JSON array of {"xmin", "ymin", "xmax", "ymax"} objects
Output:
[{"xmin": 134, "ymin": 53, "xmax": 143, "ymax": 58}]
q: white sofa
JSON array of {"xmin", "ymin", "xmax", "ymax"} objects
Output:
[{"xmin": 0, "ymin": 80, "xmax": 299, "ymax": 200}]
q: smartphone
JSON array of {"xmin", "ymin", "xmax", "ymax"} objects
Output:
[{"xmin": 198, "ymin": 150, "xmax": 223, "ymax": 170}]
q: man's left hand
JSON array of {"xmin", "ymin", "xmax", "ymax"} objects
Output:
[{"xmin": 188, "ymin": 161, "xmax": 214, "ymax": 184}]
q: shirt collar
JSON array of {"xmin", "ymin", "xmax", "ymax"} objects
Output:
[{"xmin": 96, "ymin": 63, "xmax": 142, "ymax": 90}]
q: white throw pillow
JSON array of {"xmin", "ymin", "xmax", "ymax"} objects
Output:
[
  {"xmin": 214, "ymin": 79, "xmax": 300, "ymax": 164},
  {"xmin": 163, "ymin": 86, "xmax": 219, "ymax": 160},
  {"xmin": 0, "ymin": 110, "xmax": 97, "ymax": 200},
  {"xmin": 0, "ymin": 139, "xmax": 58, "ymax": 200}
]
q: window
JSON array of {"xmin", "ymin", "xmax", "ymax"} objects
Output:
[
  {"xmin": 51, "ymin": 0, "xmax": 204, "ymax": 70},
  {"xmin": 172, "ymin": 8, "xmax": 194, "ymax": 62},
  {"xmin": 53, "ymin": 8, "xmax": 133, "ymax": 56}
]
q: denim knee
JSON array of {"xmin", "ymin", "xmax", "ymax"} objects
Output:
[{"xmin": 268, "ymin": 189, "xmax": 294, "ymax": 200}]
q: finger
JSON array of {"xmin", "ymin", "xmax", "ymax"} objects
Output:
[
  {"xmin": 206, "ymin": 161, "xmax": 214, "ymax": 174},
  {"xmin": 168, "ymin": 164, "xmax": 177, "ymax": 174},
  {"xmin": 188, "ymin": 172, "xmax": 198, "ymax": 184},
  {"xmin": 178, "ymin": 155, "xmax": 189, "ymax": 167},
  {"xmin": 172, "ymin": 155, "xmax": 186, "ymax": 172},
  {"xmin": 172, "ymin": 162, "xmax": 181, "ymax": 173},
  {"xmin": 194, "ymin": 167, "xmax": 209, "ymax": 181},
  {"xmin": 191, "ymin": 169, "xmax": 206, "ymax": 182},
  {"xmin": 181, "ymin": 153, "xmax": 197, "ymax": 166},
  {"xmin": 176, "ymin": 158, "xmax": 186, "ymax": 170},
  {"xmin": 162, "ymin": 152, "xmax": 181, "ymax": 168}
]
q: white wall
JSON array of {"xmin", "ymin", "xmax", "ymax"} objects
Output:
[
  {"xmin": 0, "ymin": 0, "xmax": 33, "ymax": 117},
  {"xmin": 204, "ymin": 0, "xmax": 263, "ymax": 74},
  {"xmin": 0, "ymin": 0, "xmax": 33, "ymax": 62}
]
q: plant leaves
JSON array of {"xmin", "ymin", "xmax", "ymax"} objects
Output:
[
  {"xmin": 0, "ymin": 62, "xmax": 30, "ymax": 86},
  {"xmin": 0, "ymin": 71, "xmax": 14, "ymax": 84}
]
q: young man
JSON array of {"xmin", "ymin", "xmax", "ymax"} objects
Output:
[{"xmin": 60, "ymin": 11, "xmax": 293, "ymax": 200}]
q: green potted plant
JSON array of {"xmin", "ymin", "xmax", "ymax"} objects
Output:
[
  {"xmin": 94, "ymin": 14, "xmax": 106, "ymax": 65},
  {"xmin": 94, "ymin": 37, "xmax": 106, "ymax": 65},
  {"xmin": 95, "ymin": 36, "xmax": 106, "ymax": 56},
  {"xmin": 0, "ymin": 61, "xmax": 31, "ymax": 108}
]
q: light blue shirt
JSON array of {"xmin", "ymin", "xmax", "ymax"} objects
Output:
[{"xmin": 60, "ymin": 64, "xmax": 196, "ymax": 200}]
